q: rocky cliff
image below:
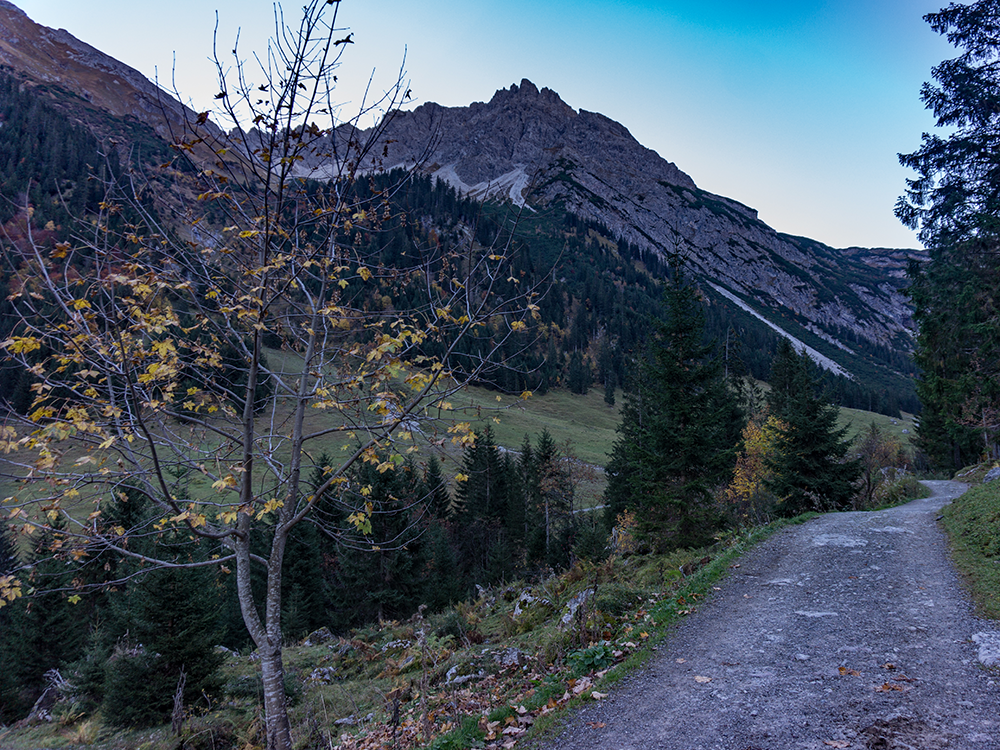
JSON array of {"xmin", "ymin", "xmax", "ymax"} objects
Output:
[
  {"xmin": 0, "ymin": 0, "xmax": 919, "ymax": 365},
  {"xmin": 317, "ymin": 79, "xmax": 920, "ymax": 350}
]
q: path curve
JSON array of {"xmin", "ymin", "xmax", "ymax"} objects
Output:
[{"xmin": 541, "ymin": 481, "xmax": 1000, "ymax": 749}]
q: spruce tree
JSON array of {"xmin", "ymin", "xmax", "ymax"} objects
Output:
[
  {"xmin": 567, "ymin": 350, "xmax": 591, "ymax": 395},
  {"xmin": 525, "ymin": 429, "xmax": 576, "ymax": 569},
  {"xmin": 6, "ymin": 518, "xmax": 87, "ymax": 714},
  {"xmin": 453, "ymin": 427, "xmax": 518, "ymax": 585},
  {"xmin": 603, "ymin": 267, "xmax": 744, "ymax": 551},
  {"xmin": 101, "ymin": 550, "xmax": 224, "ymax": 727},
  {"xmin": 0, "ymin": 525, "xmax": 22, "ymax": 722},
  {"xmin": 422, "ymin": 454, "xmax": 453, "ymax": 518},
  {"xmin": 330, "ymin": 459, "xmax": 424, "ymax": 627},
  {"xmin": 896, "ymin": 0, "xmax": 1000, "ymax": 468},
  {"xmin": 765, "ymin": 339, "xmax": 861, "ymax": 515}
]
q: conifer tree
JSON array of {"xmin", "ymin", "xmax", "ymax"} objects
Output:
[
  {"xmin": 330, "ymin": 459, "xmax": 425, "ymax": 627},
  {"xmin": 603, "ymin": 267, "xmax": 744, "ymax": 550},
  {"xmin": 525, "ymin": 429, "xmax": 576, "ymax": 569},
  {"xmin": 101, "ymin": 551, "xmax": 224, "ymax": 727},
  {"xmin": 7, "ymin": 519, "xmax": 87, "ymax": 710},
  {"xmin": 896, "ymin": 0, "xmax": 1000, "ymax": 468},
  {"xmin": 453, "ymin": 427, "xmax": 518, "ymax": 585},
  {"xmin": 765, "ymin": 339, "xmax": 861, "ymax": 514},
  {"xmin": 422, "ymin": 454, "xmax": 453, "ymax": 518},
  {"xmin": 0, "ymin": 524, "xmax": 22, "ymax": 722},
  {"xmin": 567, "ymin": 350, "xmax": 591, "ymax": 395}
]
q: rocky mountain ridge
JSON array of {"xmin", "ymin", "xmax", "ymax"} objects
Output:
[
  {"xmin": 322, "ymin": 79, "xmax": 921, "ymax": 351},
  {"xmin": 0, "ymin": 2, "xmax": 919, "ymax": 375}
]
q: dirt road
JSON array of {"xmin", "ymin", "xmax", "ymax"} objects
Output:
[{"xmin": 542, "ymin": 481, "xmax": 1000, "ymax": 749}]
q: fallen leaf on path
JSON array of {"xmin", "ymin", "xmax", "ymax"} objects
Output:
[
  {"xmin": 882, "ymin": 662, "xmax": 896, "ymax": 670},
  {"xmin": 694, "ymin": 675, "xmax": 712, "ymax": 683},
  {"xmin": 824, "ymin": 740, "xmax": 851, "ymax": 748},
  {"xmin": 586, "ymin": 722, "xmax": 606, "ymax": 729},
  {"xmin": 591, "ymin": 691, "xmax": 608, "ymax": 699},
  {"xmin": 675, "ymin": 658, "xmax": 686, "ymax": 663},
  {"xmin": 875, "ymin": 682, "xmax": 906, "ymax": 692},
  {"xmin": 838, "ymin": 667, "xmax": 861, "ymax": 676}
]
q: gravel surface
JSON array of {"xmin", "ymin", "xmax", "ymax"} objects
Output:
[{"xmin": 541, "ymin": 481, "xmax": 1000, "ymax": 750}]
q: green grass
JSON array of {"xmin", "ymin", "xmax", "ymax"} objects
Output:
[
  {"xmin": 838, "ymin": 408, "xmax": 918, "ymax": 449},
  {"xmin": 941, "ymin": 476, "xmax": 1000, "ymax": 619},
  {"xmin": 455, "ymin": 385, "xmax": 622, "ymax": 468}
]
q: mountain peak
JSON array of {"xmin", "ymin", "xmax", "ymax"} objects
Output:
[{"xmin": 488, "ymin": 78, "xmax": 573, "ymax": 113}]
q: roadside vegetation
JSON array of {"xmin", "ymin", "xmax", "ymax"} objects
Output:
[
  {"xmin": 0, "ymin": 512, "xmax": 819, "ymax": 750},
  {"xmin": 941, "ymin": 469, "xmax": 1000, "ymax": 620}
]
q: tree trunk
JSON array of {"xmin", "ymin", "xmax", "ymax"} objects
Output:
[{"xmin": 260, "ymin": 642, "xmax": 293, "ymax": 750}]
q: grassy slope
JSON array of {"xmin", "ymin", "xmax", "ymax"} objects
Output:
[
  {"xmin": 837, "ymin": 407, "xmax": 918, "ymax": 448},
  {"xmin": 0, "ymin": 383, "xmax": 951, "ymax": 750},
  {"xmin": 941, "ymin": 474, "xmax": 1000, "ymax": 619}
]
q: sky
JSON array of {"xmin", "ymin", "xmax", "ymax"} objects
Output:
[{"xmin": 14, "ymin": 0, "xmax": 957, "ymax": 249}]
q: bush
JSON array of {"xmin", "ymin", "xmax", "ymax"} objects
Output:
[
  {"xmin": 592, "ymin": 583, "xmax": 639, "ymax": 616},
  {"xmin": 872, "ymin": 472, "xmax": 926, "ymax": 509}
]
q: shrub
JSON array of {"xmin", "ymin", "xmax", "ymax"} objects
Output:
[{"xmin": 567, "ymin": 644, "xmax": 615, "ymax": 675}]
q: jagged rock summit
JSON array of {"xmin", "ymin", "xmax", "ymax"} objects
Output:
[
  {"xmin": 322, "ymin": 79, "xmax": 918, "ymax": 350},
  {"xmin": 0, "ymin": 0, "xmax": 919, "ymax": 360},
  {"xmin": 315, "ymin": 78, "xmax": 695, "ymax": 207}
]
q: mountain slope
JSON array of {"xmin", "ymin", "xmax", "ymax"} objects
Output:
[
  {"xmin": 324, "ymin": 79, "xmax": 921, "ymax": 355},
  {"xmin": 0, "ymin": 5, "xmax": 918, "ymax": 408}
]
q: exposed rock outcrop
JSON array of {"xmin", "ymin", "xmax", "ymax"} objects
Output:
[{"xmin": 316, "ymin": 80, "xmax": 921, "ymax": 349}]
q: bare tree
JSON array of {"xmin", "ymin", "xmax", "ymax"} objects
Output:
[{"xmin": 0, "ymin": 3, "xmax": 538, "ymax": 747}]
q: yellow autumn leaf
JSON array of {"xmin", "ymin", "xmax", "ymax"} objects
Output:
[
  {"xmin": 212, "ymin": 475, "xmax": 238, "ymax": 491},
  {"xmin": 0, "ymin": 574, "xmax": 23, "ymax": 606}
]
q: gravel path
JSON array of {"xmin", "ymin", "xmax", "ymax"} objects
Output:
[{"xmin": 542, "ymin": 481, "xmax": 1000, "ymax": 749}]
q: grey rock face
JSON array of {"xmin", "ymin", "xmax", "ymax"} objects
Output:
[{"xmin": 313, "ymin": 80, "xmax": 919, "ymax": 350}]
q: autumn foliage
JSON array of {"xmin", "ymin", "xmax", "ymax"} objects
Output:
[{"xmin": 724, "ymin": 414, "xmax": 786, "ymax": 526}]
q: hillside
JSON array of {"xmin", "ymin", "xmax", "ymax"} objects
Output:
[
  {"xmin": 323, "ymin": 79, "xmax": 922, "ymax": 354},
  {"xmin": 0, "ymin": 5, "xmax": 921, "ymax": 415}
]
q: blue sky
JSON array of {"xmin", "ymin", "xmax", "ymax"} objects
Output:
[{"xmin": 15, "ymin": 0, "xmax": 955, "ymax": 249}]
